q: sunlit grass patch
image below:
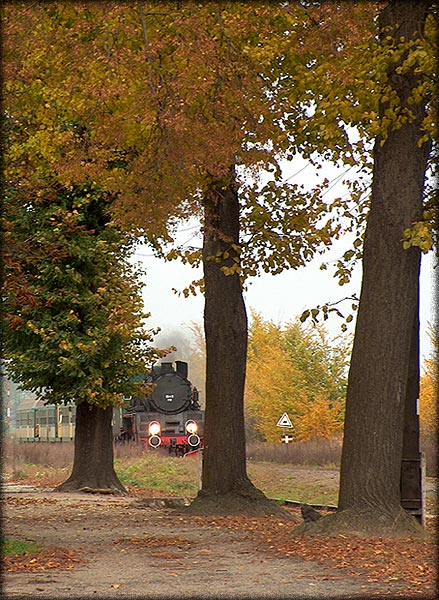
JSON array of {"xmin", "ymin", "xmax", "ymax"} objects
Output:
[
  {"xmin": 114, "ymin": 453, "xmax": 199, "ymax": 496},
  {"xmin": 2, "ymin": 540, "xmax": 40, "ymax": 556},
  {"xmin": 247, "ymin": 461, "xmax": 339, "ymax": 506}
]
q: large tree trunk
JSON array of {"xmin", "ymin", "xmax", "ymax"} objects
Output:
[
  {"xmin": 56, "ymin": 403, "xmax": 126, "ymax": 494},
  {"xmin": 295, "ymin": 0, "xmax": 431, "ymax": 536},
  {"xmin": 186, "ymin": 170, "xmax": 287, "ymax": 516}
]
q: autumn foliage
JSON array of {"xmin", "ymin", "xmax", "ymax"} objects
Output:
[
  {"xmin": 3, "ymin": 183, "xmax": 160, "ymax": 408},
  {"xmin": 419, "ymin": 328, "xmax": 438, "ymax": 444},
  {"xmin": 245, "ymin": 313, "xmax": 349, "ymax": 443}
]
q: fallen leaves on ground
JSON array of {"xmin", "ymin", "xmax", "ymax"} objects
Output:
[
  {"xmin": 113, "ymin": 535, "xmax": 194, "ymax": 549},
  {"xmin": 113, "ymin": 535, "xmax": 194, "ymax": 561},
  {"xmin": 9, "ymin": 475, "xmax": 64, "ymax": 488},
  {"xmin": 5, "ymin": 496, "xmax": 59, "ymax": 506},
  {"xmin": 173, "ymin": 510, "xmax": 437, "ymax": 597},
  {"xmin": 3, "ymin": 547, "xmax": 85, "ymax": 572},
  {"xmin": 127, "ymin": 486, "xmax": 182, "ymax": 499}
]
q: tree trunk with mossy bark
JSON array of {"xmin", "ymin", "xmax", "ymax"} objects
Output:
[
  {"xmin": 56, "ymin": 403, "xmax": 126, "ymax": 495},
  {"xmin": 185, "ymin": 171, "xmax": 288, "ymax": 517},
  {"xmin": 295, "ymin": 0, "xmax": 431, "ymax": 537}
]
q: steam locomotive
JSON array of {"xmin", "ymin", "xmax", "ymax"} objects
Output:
[
  {"xmin": 118, "ymin": 360, "xmax": 204, "ymax": 455},
  {"xmin": 14, "ymin": 361, "xmax": 204, "ymax": 456}
]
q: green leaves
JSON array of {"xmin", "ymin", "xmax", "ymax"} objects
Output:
[{"xmin": 4, "ymin": 184, "xmax": 161, "ymax": 408}]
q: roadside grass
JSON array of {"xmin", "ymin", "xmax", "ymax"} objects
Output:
[
  {"xmin": 4, "ymin": 440, "xmax": 339, "ymax": 503},
  {"xmin": 3, "ymin": 438, "xmax": 435, "ymax": 510},
  {"xmin": 2, "ymin": 540, "xmax": 40, "ymax": 557},
  {"xmin": 6, "ymin": 463, "xmax": 72, "ymax": 487},
  {"xmin": 247, "ymin": 462, "xmax": 339, "ymax": 506},
  {"xmin": 115, "ymin": 454, "xmax": 199, "ymax": 496}
]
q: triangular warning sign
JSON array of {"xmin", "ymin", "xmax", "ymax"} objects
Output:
[{"xmin": 276, "ymin": 412, "xmax": 293, "ymax": 428}]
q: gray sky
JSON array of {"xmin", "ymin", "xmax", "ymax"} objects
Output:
[{"xmin": 135, "ymin": 235, "xmax": 436, "ymax": 365}]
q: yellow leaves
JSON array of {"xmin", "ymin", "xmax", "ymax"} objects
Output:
[
  {"xmin": 245, "ymin": 313, "xmax": 347, "ymax": 443},
  {"xmin": 402, "ymin": 221, "xmax": 434, "ymax": 253},
  {"xmin": 220, "ymin": 263, "xmax": 241, "ymax": 276},
  {"xmin": 417, "ymin": 134, "xmax": 429, "ymax": 148},
  {"xmin": 294, "ymin": 397, "xmax": 344, "ymax": 442},
  {"xmin": 75, "ymin": 342, "xmax": 89, "ymax": 352},
  {"xmin": 419, "ymin": 330, "xmax": 438, "ymax": 441},
  {"xmin": 419, "ymin": 371, "xmax": 437, "ymax": 440}
]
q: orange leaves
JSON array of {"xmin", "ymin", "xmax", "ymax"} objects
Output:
[
  {"xmin": 4, "ymin": 547, "xmax": 85, "ymax": 572},
  {"xmin": 294, "ymin": 397, "xmax": 344, "ymax": 442},
  {"xmin": 175, "ymin": 512, "xmax": 436, "ymax": 596},
  {"xmin": 245, "ymin": 312, "xmax": 348, "ymax": 443},
  {"xmin": 419, "ymin": 329, "xmax": 438, "ymax": 441}
]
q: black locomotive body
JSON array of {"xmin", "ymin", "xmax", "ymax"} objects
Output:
[{"xmin": 119, "ymin": 360, "xmax": 204, "ymax": 456}]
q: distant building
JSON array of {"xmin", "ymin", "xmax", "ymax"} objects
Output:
[{"xmin": 1, "ymin": 369, "xmax": 36, "ymax": 431}]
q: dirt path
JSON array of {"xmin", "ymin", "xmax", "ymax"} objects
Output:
[{"xmin": 3, "ymin": 487, "xmax": 434, "ymax": 599}]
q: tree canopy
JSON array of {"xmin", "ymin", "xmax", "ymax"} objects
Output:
[
  {"xmin": 245, "ymin": 313, "xmax": 349, "ymax": 442},
  {"xmin": 4, "ymin": 182, "xmax": 161, "ymax": 407},
  {"xmin": 3, "ymin": 2, "xmax": 385, "ymax": 268},
  {"xmin": 4, "ymin": 2, "xmax": 436, "ymax": 265},
  {"xmin": 3, "ymin": 1, "xmax": 437, "ymax": 514}
]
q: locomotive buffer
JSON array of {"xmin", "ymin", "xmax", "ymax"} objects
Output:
[{"xmin": 277, "ymin": 412, "xmax": 294, "ymax": 444}]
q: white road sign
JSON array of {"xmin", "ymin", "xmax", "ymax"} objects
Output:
[{"xmin": 276, "ymin": 412, "xmax": 293, "ymax": 428}]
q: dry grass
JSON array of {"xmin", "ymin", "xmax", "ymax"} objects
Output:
[
  {"xmin": 248, "ymin": 437, "xmax": 437, "ymax": 477},
  {"xmin": 4, "ymin": 435, "xmax": 436, "ymax": 478},
  {"xmin": 5, "ymin": 440, "xmax": 74, "ymax": 471},
  {"xmin": 247, "ymin": 438, "xmax": 342, "ymax": 467}
]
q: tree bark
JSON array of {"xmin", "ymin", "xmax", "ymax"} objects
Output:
[
  {"xmin": 56, "ymin": 403, "xmax": 126, "ymax": 494},
  {"xmin": 202, "ymin": 174, "xmax": 249, "ymax": 494},
  {"xmin": 186, "ymin": 170, "xmax": 287, "ymax": 516},
  {"xmin": 295, "ymin": 0, "xmax": 431, "ymax": 536}
]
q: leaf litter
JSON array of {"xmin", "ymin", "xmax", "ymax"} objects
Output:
[
  {"xmin": 4, "ymin": 491, "xmax": 437, "ymax": 597},
  {"xmin": 4, "ymin": 547, "xmax": 85, "ymax": 572},
  {"xmin": 171, "ymin": 510, "xmax": 437, "ymax": 597}
]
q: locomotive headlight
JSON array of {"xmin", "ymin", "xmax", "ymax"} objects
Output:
[
  {"xmin": 148, "ymin": 421, "xmax": 161, "ymax": 436},
  {"xmin": 185, "ymin": 419, "xmax": 197, "ymax": 434}
]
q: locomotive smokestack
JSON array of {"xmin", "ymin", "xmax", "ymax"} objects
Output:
[
  {"xmin": 160, "ymin": 362, "xmax": 173, "ymax": 374},
  {"xmin": 175, "ymin": 361, "xmax": 188, "ymax": 379}
]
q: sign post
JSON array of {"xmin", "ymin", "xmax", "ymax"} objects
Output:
[{"xmin": 276, "ymin": 412, "xmax": 294, "ymax": 444}]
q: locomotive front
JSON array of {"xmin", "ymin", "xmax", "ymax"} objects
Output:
[{"xmin": 121, "ymin": 360, "xmax": 204, "ymax": 455}]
